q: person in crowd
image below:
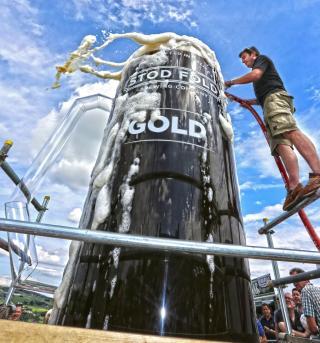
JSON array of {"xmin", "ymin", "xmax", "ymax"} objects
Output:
[
  {"xmin": 44, "ymin": 308, "xmax": 53, "ymax": 324},
  {"xmin": 224, "ymin": 47, "xmax": 320, "ymax": 211},
  {"xmin": 0, "ymin": 303, "xmax": 23, "ymax": 321},
  {"xmin": 260, "ymin": 303, "xmax": 276, "ymax": 340},
  {"xmin": 290, "ymin": 267, "xmax": 320, "ymax": 336},
  {"xmin": 275, "ymin": 292, "xmax": 309, "ymax": 338},
  {"xmin": 256, "ymin": 319, "xmax": 268, "ymax": 343},
  {"xmin": 292, "ymin": 287, "xmax": 303, "ymax": 314},
  {"xmin": 0, "ymin": 303, "xmax": 12, "ymax": 319},
  {"xmin": 8, "ymin": 303, "xmax": 23, "ymax": 321}
]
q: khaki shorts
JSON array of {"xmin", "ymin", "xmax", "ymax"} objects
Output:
[{"xmin": 263, "ymin": 90, "xmax": 298, "ymax": 155}]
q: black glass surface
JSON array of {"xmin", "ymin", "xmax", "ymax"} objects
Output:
[{"xmin": 54, "ymin": 49, "xmax": 258, "ymax": 342}]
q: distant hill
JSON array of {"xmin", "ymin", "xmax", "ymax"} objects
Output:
[{"xmin": 0, "ymin": 285, "xmax": 53, "ymax": 323}]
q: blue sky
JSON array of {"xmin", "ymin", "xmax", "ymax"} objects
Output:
[{"xmin": 1, "ymin": 0, "xmax": 320, "ymax": 290}]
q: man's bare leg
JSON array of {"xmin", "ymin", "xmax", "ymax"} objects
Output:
[
  {"xmin": 276, "ymin": 144, "xmax": 299, "ymax": 190},
  {"xmin": 283, "ymin": 130, "xmax": 320, "ymax": 173}
]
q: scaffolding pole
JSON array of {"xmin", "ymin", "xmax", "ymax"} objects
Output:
[
  {"xmin": 1, "ymin": 218, "xmax": 320, "ymax": 263},
  {"xmin": 265, "ymin": 227, "xmax": 292, "ymax": 335},
  {"xmin": 270, "ymin": 268, "xmax": 320, "ymax": 288},
  {"xmin": 0, "ymin": 140, "xmax": 46, "ymax": 212}
]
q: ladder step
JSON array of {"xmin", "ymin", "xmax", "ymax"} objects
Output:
[{"xmin": 258, "ymin": 188, "xmax": 320, "ymax": 234}]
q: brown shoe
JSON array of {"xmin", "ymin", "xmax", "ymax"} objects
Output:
[
  {"xmin": 300, "ymin": 174, "xmax": 320, "ymax": 198},
  {"xmin": 283, "ymin": 183, "xmax": 304, "ymax": 211}
]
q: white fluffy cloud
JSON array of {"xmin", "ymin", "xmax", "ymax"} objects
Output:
[
  {"xmin": 244, "ymin": 202, "xmax": 320, "ymax": 283},
  {"xmin": 0, "ymin": 275, "xmax": 11, "ymax": 286},
  {"xmin": 34, "ymin": 265, "xmax": 62, "ymax": 277},
  {"xmin": 36, "ymin": 244, "xmax": 62, "ymax": 264},
  {"xmin": 66, "ymin": 0, "xmax": 197, "ymax": 28},
  {"xmin": 235, "ymin": 133, "xmax": 281, "ymax": 179},
  {"xmin": 68, "ymin": 207, "xmax": 82, "ymax": 224},
  {"xmin": 0, "ymin": 122, "xmax": 9, "ymax": 139},
  {"xmin": 0, "ymin": 0, "xmax": 59, "ymax": 77},
  {"xmin": 51, "ymin": 159, "xmax": 93, "ymax": 191},
  {"xmin": 243, "ymin": 203, "xmax": 283, "ymax": 224},
  {"xmin": 0, "ymin": 1, "xmax": 66, "ymax": 165},
  {"xmin": 240, "ymin": 181, "xmax": 283, "ymax": 191}
]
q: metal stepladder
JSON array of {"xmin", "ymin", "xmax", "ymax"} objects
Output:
[
  {"xmin": 225, "ymin": 92, "xmax": 320, "ymax": 250},
  {"xmin": 226, "ymin": 92, "xmax": 320, "ymax": 340}
]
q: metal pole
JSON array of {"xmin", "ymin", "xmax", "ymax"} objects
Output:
[
  {"xmin": 0, "ymin": 140, "xmax": 13, "ymax": 165},
  {"xmin": 0, "ymin": 140, "xmax": 46, "ymax": 212},
  {"xmin": 35, "ymin": 196, "xmax": 50, "ymax": 223},
  {"xmin": 1, "ymin": 218, "xmax": 320, "ymax": 263},
  {"xmin": 263, "ymin": 219, "xmax": 292, "ymax": 335},
  {"xmin": 4, "ymin": 196, "xmax": 50, "ymax": 305},
  {"xmin": 4, "ymin": 284, "xmax": 16, "ymax": 306},
  {"xmin": 1, "ymin": 161, "xmax": 45, "ymax": 211},
  {"xmin": 0, "ymin": 237, "xmax": 31, "ymax": 264},
  {"xmin": 270, "ymin": 268, "xmax": 320, "ymax": 288}
]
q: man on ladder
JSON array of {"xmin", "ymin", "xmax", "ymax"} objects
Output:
[{"xmin": 225, "ymin": 46, "xmax": 320, "ymax": 211}]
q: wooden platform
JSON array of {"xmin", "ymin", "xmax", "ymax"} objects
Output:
[{"xmin": 0, "ymin": 319, "xmax": 231, "ymax": 342}]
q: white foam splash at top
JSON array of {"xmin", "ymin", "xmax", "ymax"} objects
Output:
[{"xmin": 53, "ymin": 32, "xmax": 225, "ymax": 94}]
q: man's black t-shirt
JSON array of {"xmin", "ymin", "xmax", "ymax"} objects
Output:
[
  {"xmin": 260, "ymin": 315, "xmax": 276, "ymax": 339},
  {"xmin": 252, "ymin": 55, "xmax": 285, "ymax": 106},
  {"xmin": 275, "ymin": 308, "xmax": 305, "ymax": 332}
]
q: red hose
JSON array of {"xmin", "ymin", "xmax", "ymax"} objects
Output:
[{"xmin": 225, "ymin": 92, "xmax": 320, "ymax": 250}]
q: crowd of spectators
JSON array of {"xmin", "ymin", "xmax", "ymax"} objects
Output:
[
  {"xmin": 0, "ymin": 302, "xmax": 23, "ymax": 321},
  {"xmin": 256, "ymin": 267, "xmax": 320, "ymax": 341}
]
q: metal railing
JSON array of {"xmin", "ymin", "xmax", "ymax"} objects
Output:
[
  {"xmin": 1, "ymin": 218, "xmax": 320, "ymax": 264},
  {"xmin": 269, "ymin": 268, "xmax": 320, "ymax": 288}
]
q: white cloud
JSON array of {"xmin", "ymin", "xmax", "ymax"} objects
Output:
[
  {"xmin": 68, "ymin": 208, "xmax": 82, "ymax": 224},
  {"xmin": 66, "ymin": 0, "xmax": 197, "ymax": 29},
  {"xmin": 240, "ymin": 181, "xmax": 283, "ymax": 191},
  {"xmin": 228, "ymin": 103, "xmax": 245, "ymax": 118},
  {"xmin": 0, "ymin": 0, "xmax": 59, "ymax": 77},
  {"xmin": 50, "ymin": 159, "xmax": 93, "ymax": 190},
  {"xmin": 31, "ymin": 182, "xmax": 85, "ymax": 228},
  {"xmin": 0, "ymin": 275, "xmax": 11, "ymax": 286},
  {"xmin": 309, "ymin": 87, "xmax": 320, "ymax": 103},
  {"xmin": 248, "ymin": 121, "xmax": 258, "ymax": 128},
  {"xmin": 243, "ymin": 203, "xmax": 283, "ymax": 223},
  {"xmin": 235, "ymin": 127, "xmax": 314, "ymax": 182},
  {"xmin": 0, "ymin": 122, "xmax": 9, "ymax": 137},
  {"xmin": 0, "ymin": 84, "xmax": 38, "ymax": 121},
  {"xmin": 244, "ymin": 207, "xmax": 320, "ymax": 283},
  {"xmin": 0, "ymin": 1, "xmax": 67, "ymax": 167},
  {"xmin": 36, "ymin": 244, "xmax": 61, "ymax": 264},
  {"xmin": 34, "ymin": 265, "xmax": 62, "ymax": 277},
  {"xmin": 235, "ymin": 134, "xmax": 281, "ymax": 179}
]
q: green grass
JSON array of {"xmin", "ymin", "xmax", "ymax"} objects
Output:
[{"xmin": 0, "ymin": 286, "xmax": 53, "ymax": 323}]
